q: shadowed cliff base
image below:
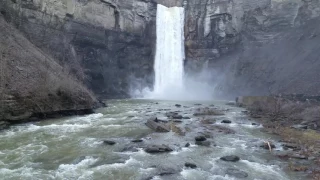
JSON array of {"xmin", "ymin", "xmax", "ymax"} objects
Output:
[{"xmin": 0, "ymin": 16, "xmax": 97, "ymax": 125}]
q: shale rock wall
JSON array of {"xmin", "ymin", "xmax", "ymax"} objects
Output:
[
  {"xmin": 0, "ymin": 16, "xmax": 96, "ymax": 122},
  {"xmin": 183, "ymin": 0, "xmax": 320, "ymax": 98},
  {"xmin": 184, "ymin": 0, "xmax": 320, "ymax": 70},
  {"xmin": 0, "ymin": 0, "xmax": 159, "ymax": 98}
]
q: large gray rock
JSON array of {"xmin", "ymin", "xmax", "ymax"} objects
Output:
[
  {"xmin": 144, "ymin": 144, "xmax": 173, "ymax": 153},
  {"xmin": 0, "ymin": 121, "xmax": 9, "ymax": 130},
  {"xmin": 220, "ymin": 155, "xmax": 240, "ymax": 162},
  {"xmin": 145, "ymin": 118, "xmax": 170, "ymax": 132}
]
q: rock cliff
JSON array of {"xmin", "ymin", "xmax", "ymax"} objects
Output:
[
  {"xmin": 0, "ymin": 0, "xmax": 159, "ymax": 98},
  {"xmin": 0, "ymin": 16, "xmax": 96, "ymax": 123},
  {"xmin": 183, "ymin": 0, "xmax": 320, "ymax": 98}
]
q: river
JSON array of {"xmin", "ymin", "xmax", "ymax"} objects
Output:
[{"xmin": 0, "ymin": 100, "xmax": 307, "ymax": 180}]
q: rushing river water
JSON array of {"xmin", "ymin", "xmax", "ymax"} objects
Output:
[{"xmin": 0, "ymin": 100, "xmax": 307, "ymax": 180}]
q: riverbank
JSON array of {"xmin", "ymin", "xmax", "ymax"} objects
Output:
[{"xmin": 237, "ymin": 96, "xmax": 320, "ymax": 179}]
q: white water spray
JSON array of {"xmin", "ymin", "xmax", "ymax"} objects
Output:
[{"xmin": 150, "ymin": 4, "xmax": 185, "ymax": 99}]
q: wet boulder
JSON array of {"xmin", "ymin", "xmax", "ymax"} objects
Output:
[
  {"xmin": 195, "ymin": 141, "xmax": 211, "ymax": 147},
  {"xmin": 175, "ymin": 104, "xmax": 182, "ymax": 107},
  {"xmin": 282, "ymin": 143, "xmax": 299, "ymax": 150},
  {"xmin": 131, "ymin": 139, "xmax": 143, "ymax": 143},
  {"xmin": 170, "ymin": 123, "xmax": 185, "ymax": 136},
  {"xmin": 220, "ymin": 155, "xmax": 240, "ymax": 162},
  {"xmin": 165, "ymin": 112, "xmax": 183, "ymax": 119},
  {"xmin": 172, "ymin": 114, "xmax": 183, "ymax": 119},
  {"xmin": 200, "ymin": 118, "xmax": 216, "ymax": 124},
  {"xmin": 185, "ymin": 143, "xmax": 190, "ymax": 147},
  {"xmin": 173, "ymin": 120, "xmax": 183, "ymax": 123},
  {"xmin": 195, "ymin": 136, "xmax": 207, "ymax": 142},
  {"xmin": 226, "ymin": 168, "xmax": 248, "ymax": 178},
  {"xmin": 221, "ymin": 120, "xmax": 232, "ymax": 124},
  {"xmin": 120, "ymin": 145, "xmax": 139, "ymax": 152},
  {"xmin": 145, "ymin": 145, "xmax": 173, "ymax": 153},
  {"xmin": 185, "ymin": 162, "xmax": 197, "ymax": 169},
  {"xmin": 145, "ymin": 118, "xmax": 170, "ymax": 132},
  {"xmin": 193, "ymin": 107, "xmax": 225, "ymax": 116},
  {"xmin": 165, "ymin": 112, "xmax": 178, "ymax": 117},
  {"xmin": 0, "ymin": 121, "xmax": 9, "ymax": 130},
  {"xmin": 103, "ymin": 140, "xmax": 116, "ymax": 145}
]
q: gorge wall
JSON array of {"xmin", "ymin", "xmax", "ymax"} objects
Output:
[
  {"xmin": 0, "ymin": 15, "xmax": 96, "ymax": 123},
  {"xmin": 183, "ymin": 0, "xmax": 320, "ymax": 98},
  {"xmin": 1, "ymin": 0, "xmax": 320, "ymax": 102},
  {"xmin": 0, "ymin": 0, "xmax": 159, "ymax": 99}
]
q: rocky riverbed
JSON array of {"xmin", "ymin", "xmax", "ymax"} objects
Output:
[
  {"xmin": 0, "ymin": 99, "xmax": 312, "ymax": 179},
  {"xmin": 239, "ymin": 96, "xmax": 320, "ymax": 180}
]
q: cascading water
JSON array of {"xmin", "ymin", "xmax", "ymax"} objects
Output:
[{"xmin": 150, "ymin": 4, "xmax": 185, "ymax": 99}]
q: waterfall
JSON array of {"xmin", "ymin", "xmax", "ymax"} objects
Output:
[{"xmin": 151, "ymin": 4, "xmax": 185, "ymax": 99}]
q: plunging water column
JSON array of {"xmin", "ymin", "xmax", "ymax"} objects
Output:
[{"xmin": 151, "ymin": 4, "xmax": 185, "ymax": 99}]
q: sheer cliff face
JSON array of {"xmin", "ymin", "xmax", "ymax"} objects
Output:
[
  {"xmin": 183, "ymin": 0, "xmax": 320, "ymax": 97},
  {"xmin": 0, "ymin": 16, "xmax": 97, "ymax": 121},
  {"xmin": 184, "ymin": 0, "xmax": 320, "ymax": 66},
  {"xmin": 0, "ymin": 0, "xmax": 158, "ymax": 98}
]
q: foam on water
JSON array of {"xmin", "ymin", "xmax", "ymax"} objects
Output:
[
  {"xmin": 170, "ymin": 147, "xmax": 193, "ymax": 155},
  {"xmin": 55, "ymin": 156, "xmax": 98, "ymax": 179},
  {"xmin": 241, "ymin": 160, "xmax": 289, "ymax": 179},
  {"xmin": 65, "ymin": 113, "xmax": 103, "ymax": 124}
]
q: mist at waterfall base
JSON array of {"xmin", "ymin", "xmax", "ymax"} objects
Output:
[{"xmin": 130, "ymin": 4, "xmax": 218, "ymax": 101}]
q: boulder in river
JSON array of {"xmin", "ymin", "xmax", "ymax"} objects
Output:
[
  {"xmin": 165, "ymin": 112, "xmax": 183, "ymax": 119},
  {"xmin": 172, "ymin": 114, "xmax": 183, "ymax": 119},
  {"xmin": 144, "ymin": 144, "xmax": 173, "ymax": 154},
  {"xmin": 175, "ymin": 104, "xmax": 182, "ymax": 107},
  {"xmin": 193, "ymin": 108, "xmax": 225, "ymax": 116},
  {"xmin": 220, "ymin": 155, "xmax": 240, "ymax": 162},
  {"xmin": 165, "ymin": 112, "xmax": 177, "ymax": 117},
  {"xmin": 103, "ymin": 140, "xmax": 116, "ymax": 145},
  {"xmin": 185, "ymin": 143, "xmax": 190, "ymax": 147},
  {"xmin": 195, "ymin": 136, "xmax": 207, "ymax": 142},
  {"xmin": 185, "ymin": 162, "xmax": 197, "ymax": 169},
  {"xmin": 145, "ymin": 118, "xmax": 170, "ymax": 132},
  {"xmin": 132, "ymin": 139, "xmax": 143, "ymax": 143},
  {"xmin": 0, "ymin": 121, "xmax": 9, "ymax": 130},
  {"xmin": 195, "ymin": 141, "xmax": 211, "ymax": 147},
  {"xmin": 200, "ymin": 118, "xmax": 216, "ymax": 124},
  {"xmin": 170, "ymin": 123, "xmax": 185, "ymax": 136},
  {"xmin": 282, "ymin": 143, "xmax": 299, "ymax": 150},
  {"xmin": 226, "ymin": 168, "xmax": 248, "ymax": 178},
  {"xmin": 120, "ymin": 145, "xmax": 139, "ymax": 152},
  {"xmin": 221, "ymin": 120, "xmax": 232, "ymax": 124}
]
